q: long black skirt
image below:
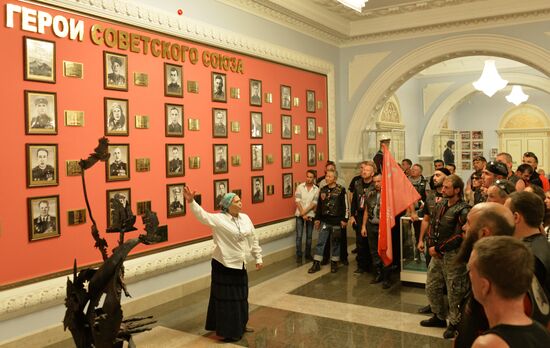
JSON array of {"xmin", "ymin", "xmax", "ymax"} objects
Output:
[{"xmin": 205, "ymin": 259, "xmax": 249, "ymax": 339}]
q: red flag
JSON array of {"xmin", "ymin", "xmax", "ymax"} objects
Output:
[{"xmin": 378, "ymin": 144, "xmax": 421, "ymax": 266}]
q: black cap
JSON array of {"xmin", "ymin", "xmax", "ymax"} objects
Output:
[
  {"xmin": 485, "ymin": 161, "xmax": 508, "ymax": 177},
  {"xmin": 435, "ymin": 168, "xmax": 451, "ymax": 176},
  {"xmin": 493, "ymin": 179, "xmax": 516, "ymax": 195}
]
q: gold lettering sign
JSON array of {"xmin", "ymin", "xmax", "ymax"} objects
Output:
[
  {"xmin": 64, "ymin": 110, "xmax": 85, "ymax": 126},
  {"xmin": 188, "ymin": 119, "xmax": 200, "ymax": 131},
  {"xmin": 66, "ymin": 160, "xmax": 82, "ymax": 176},
  {"xmin": 266, "ymin": 154, "xmax": 274, "ymax": 164},
  {"xmin": 135, "ymin": 158, "xmax": 150, "ymax": 172},
  {"xmin": 317, "ymin": 100, "xmax": 323, "ymax": 109},
  {"xmin": 293, "ymin": 97, "xmax": 300, "ymax": 107},
  {"xmin": 67, "ymin": 209, "xmax": 86, "ymax": 225},
  {"xmin": 189, "ymin": 156, "xmax": 201, "ymax": 169},
  {"xmin": 231, "ymin": 121, "xmax": 240, "ymax": 133},
  {"xmin": 231, "ymin": 155, "xmax": 241, "ymax": 166},
  {"xmin": 264, "ymin": 92, "xmax": 273, "ymax": 103},
  {"xmin": 230, "ymin": 87, "xmax": 240, "ymax": 99},
  {"xmin": 187, "ymin": 81, "xmax": 199, "ymax": 93},
  {"xmin": 318, "ymin": 152, "xmax": 325, "ymax": 161},
  {"xmin": 265, "ymin": 123, "xmax": 273, "ymax": 134},
  {"xmin": 266, "ymin": 185, "xmax": 275, "ymax": 195},
  {"xmin": 63, "ymin": 61, "xmax": 83, "ymax": 78},
  {"xmin": 317, "ymin": 126, "xmax": 324, "ymax": 135},
  {"xmin": 293, "ymin": 125, "xmax": 301, "ymax": 135},
  {"xmin": 133, "ymin": 72, "xmax": 149, "ymax": 86},
  {"xmin": 135, "ymin": 115, "xmax": 149, "ymax": 129},
  {"xmin": 294, "ymin": 153, "xmax": 301, "ymax": 163}
]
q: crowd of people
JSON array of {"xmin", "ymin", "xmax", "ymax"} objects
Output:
[{"xmin": 293, "ymin": 137, "xmax": 550, "ymax": 346}]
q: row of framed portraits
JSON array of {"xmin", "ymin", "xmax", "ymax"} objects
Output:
[
  {"xmin": 25, "ymin": 90, "xmax": 320, "ymax": 139},
  {"xmin": 27, "ymin": 173, "xmax": 294, "ymax": 242},
  {"xmin": 24, "ymin": 36, "xmax": 318, "ymax": 111},
  {"xmin": 26, "ymin": 142, "xmax": 318, "ymax": 187}
]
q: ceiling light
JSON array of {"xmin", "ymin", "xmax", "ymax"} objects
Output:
[
  {"xmin": 505, "ymin": 85, "xmax": 529, "ymax": 106},
  {"xmin": 472, "ymin": 60, "xmax": 508, "ymax": 97},
  {"xmin": 337, "ymin": 0, "xmax": 368, "ymax": 12}
]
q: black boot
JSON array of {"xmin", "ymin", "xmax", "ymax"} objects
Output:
[
  {"xmin": 370, "ymin": 270, "xmax": 383, "ymax": 284},
  {"xmin": 308, "ymin": 261, "xmax": 321, "ymax": 273},
  {"xmin": 330, "ymin": 261, "xmax": 338, "ymax": 273},
  {"xmin": 381, "ymin": 267, "xmax": 392, "ymax": 289}
]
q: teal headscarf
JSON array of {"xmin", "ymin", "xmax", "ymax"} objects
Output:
[{"xmin": 219, "ymin": 192, "xmax": 237, "ymax": 212}]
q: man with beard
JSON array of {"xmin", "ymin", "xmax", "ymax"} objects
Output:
[
  {"xmin": 522, "ymin": 152, "xmax": 548, "ymax": 190},
  {"xmin": 349, "ymin": 161, "xmax": 376, "ymax": 274},
  {"xmin": 428, "ymin": 159, "xmax": 445, "ymax": 190},
  {"xmin": 454, "ymin": 203, "xmax": 515, "ymax": 348},
  {"xmin": 465, "ymin": 156, "xmax": 487, "ymax": 199},
  {"xmin": 486, "ymin": 179, "xmax": 515, "ymax": 205},
  {"xmin": 420, "ymin": 175, "xmax": 470, "ymax": 339},
  {"xmin": 479, "ymin": 161, "xmax": 508, "ymax": 203},
  {"xmin": 496, "ymin": 152, "xmax": 525, "ymax": 192}
]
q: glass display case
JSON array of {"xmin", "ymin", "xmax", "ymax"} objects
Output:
[
  {"xmin": 400, "ymin": 216, "xmax": 427, "ymax": 284},
  {"xmin": 362, "ymin": 129, "xmax": 405, "ymax": 161}
]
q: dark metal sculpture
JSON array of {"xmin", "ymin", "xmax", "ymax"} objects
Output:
[{"xmin": 64, "ymin": 137, "xmax": 160, "ymax": 348}]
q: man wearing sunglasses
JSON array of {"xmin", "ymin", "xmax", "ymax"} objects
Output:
[
  {"xmin": 486, "ymin": 179, "xmax": 516, "ymax": 205},
  {"xmin": 480, "ymin": 162, "xmax": 508, "ymax": 203}
]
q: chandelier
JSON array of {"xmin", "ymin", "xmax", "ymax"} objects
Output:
[
  {"xmin": 337, "ymin": 0, "xmax": 368, "ymax": 12},
  {"xmin": 505, "ymin": 85, "xmax": 529, "ymax": 106},
  {"xmin": 472, "ymin": 60, "xmax": 508, "ymax": 97}
]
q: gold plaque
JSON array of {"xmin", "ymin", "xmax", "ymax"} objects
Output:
[
  {"xmin": 318, "ymin": 152, "xmax": 325, "ymax": 161},
  {"xmin": 64, "ymin": 110, "xmax": 85, "ymax": 127},
  {"xmin": 133, "ymin": 72, "xmax": 149, "ymax": 86},
  {"xmin": 231, "ymin": 121, "xmax": 240, "ymax": 132},
  {"xmin": 135, "ymin": 158, "xmax": 151, "ymax": 172},
  {"xmin": 136, "ymin": 201, "xmax": 152, "ymax": 215},
  {"xmin": 67, "ymin": 209, "xmax": 86, "ymax": 225},
  {"xmin": 187, "ymin": 80, "xmax": 199, "ymax": 93},
  {"xmin": 189, "ymin": 156, "xmax": 201, "ymax": 169},
  {"xmin": 230, "ymin": 87, "xmax": 240, "ymax": 99},
  {"xmin": 231, "ymin": 155, "xmax": 241, "ymax": 166},
  {"xmin": 293, "ymin": 125, "xmax": 301, "ymax": 135},
  {"xmin": 264, "ymin": 92, "xmax": 273, "ymax": 103},
  {"xmin": 266, "ymin": 154, "xmax": 274, "ymax": 164},
  {"xmin": 265, "ymin": 123, "xmax": 273, "ymax": 134},
  {"xmin": 294, "ymin": 153, "xmax": 301, "ymax": 163},
  {"xmin": 317, "ymin": 100, "xmax": 323, "ymax": 109},
  {"xmin": 266, "ymin": 185, "xmax": 275, "ymax": 195},
  {"xmin": 66, "ymin": 160, "xmax": 82, "ymax": 176},
  {"xmin": 135, "ymin": 115, "xmax": 150, "ymax": 129},
  {"xmin": 188, "ymin": 118, "xmax": 200, "ymax": 131},
  {"xmin": 63, "ymin": 61, "xmax": 83, "ymax": 78},
  {"xmin": 317, "ymin": 126, "xmax": 324, "ymax": 135},
  {"xmin": 293, "ymin": 97, "xmax": 300, "ymax": 107}
]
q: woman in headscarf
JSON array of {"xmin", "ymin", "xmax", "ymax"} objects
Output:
[{"xmin": 183, "ymin": 185, "xmax": 263, "ymax": 342}]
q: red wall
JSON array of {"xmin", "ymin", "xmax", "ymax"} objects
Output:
[{"xmin": 0, "ymin": 1, "xmax": 328, "ymax": 286}]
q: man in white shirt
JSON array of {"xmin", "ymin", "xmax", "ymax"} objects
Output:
[{"xmin": 295, "ymin": 170, "xmax": 319, "ymax": 263}]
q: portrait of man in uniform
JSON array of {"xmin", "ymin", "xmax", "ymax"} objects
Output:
[
  {"xmin": 26, "ymin": 92, "xmax": 56, "ymax": 134},
  {"xmin": 213, "ymin": 144, "xmax": 228, "ymax": 174},
  {"xmin": 104, "ymin": 52, "xmax": 127, "ymax": 90},
  {"xmin": 212, "ymin": 108, "xmax": 227, "ymax": 138},
  {"xmin": 282, "ymin": 144, "xmax": 292, "ymax": 169},
  {"xmin": 167, "ymin": 184, "xmax": 186, "ymax": 217},
  {"xmin": 27, "ymin": 144, "xmax": 58, "ymax": 187},
  {"xmin": 281, "ymin": 85, "xmax": 291, "ymax": 110},
  {"xmin": 306, "ymin": 90, "xmax": 316, "ymax": 113},
  {"xmin": 249, "ymin": 79, "xmax": 262, "ymax": 106},
  {"xmin": 24, "ymin": 37, "xmax": 55, "ymax": 83},
  {"xmin": 250, "ymin": 112, "xmax": 262, "ymax": 138},
  {"xmin": 165, "ymin": 104, "xmax": 184, "ymax": 137},
  {"xmin": 283, "ymin": 173, "xmax": 293, "ymax": 198},
  {"xmin": 107, "ymin": 144, "xmax": 130, "ymax": 181},
  {"xmin": 307, "ymin": 144, "xmax": 317, "ymax": 167},
  {"xmin": 251, "ymin": 144, "xmax": 263, "ymax": 171},
  {"xmin": 252, "ymin": 176, "xmax": 264, "ymax": 203},
  {"xmin": 307, "ymin": 117, "xmax": 316, "ymax": 140},
  {"xmin": 214, "ymin": 179, "xmax": 229, "ymax": 210},
  {"xmin": 281, "ymin": 115, "xmax": 292, "ymax": 139},
  {"xmin": 212, "ymin": 72, "xmax": 227, "ymax": 102},
  {"xmin": 28, "ymin": 195, "xmax": 60, "ymax": 241},
  {"xmin": 164, "ymin": 63, "xmax": 183, "ymax": 97},
  {"xmin": 166, "ymin": 145, "xmax": 184, "ymax": 177}
]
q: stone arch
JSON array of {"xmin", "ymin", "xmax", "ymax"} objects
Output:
[
  {"xmin": 499, "ymin": 104, "xmax": 550, "ymax": 129},
  {"xmin": 343, "ymin": 34, "xmax": 550, "ymax": 162}
]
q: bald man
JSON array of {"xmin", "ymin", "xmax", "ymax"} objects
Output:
[{"xmin": 454, "ymin": 203, "xmax": 515, "ymax": 348}]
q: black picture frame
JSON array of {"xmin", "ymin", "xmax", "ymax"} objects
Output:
[
  {"xmin": 212, "ymin": 72, "xmax": 227, "ymax": 102},
  {"xmin": 164, "ymin": 62, "xmax": 183, "ymax": 97},
  {"xmin": 249, "ymin": 79, "xmax": 262, "ymax": 106},
  {"xmin": 307, "ymin": 117, "xmax": 316, "ymax": 140},
  {"xmin": 250, "ymin": 112, "xmax": 263, "ymax": 139},
  {"xmin": 251, "ymin": 176, "xmax": 264, "ymax": 203},
  {"xmin": 213, "ymin": 144, "xmax": 228, "ymax": 174},
  {"xmin": 307, "ymin": 144, "xmax": 317, "ymax": 167},
  {"xmin": 28, "ymin": 195, "xmax": 60, "ymax": 241},
  {"xmin": 251, "ymin": 144, "xmax": 263, "ymax": 171},
  {"xmin": 104, "ymin": 97, "xmax": 129, "ymax": 136},
  {"xmin": 106, "ymin": 188, "xmax": 131, "ymax": 228},
  {"xmin": 212, "ymin": 108, "xmax": 228, "ymax": 138},
  {"xmin": 166, "ymin": 144, "xmax": 185, "ymax": 177},
  {"xmin": 165, "ymin": 103, "xmax": 184, "ymax": 137},
  {"xmin": 104, "ymin": 51, "xmax": 128, "ymax": 91},
  {"xmin": 282, "ymin": 173, "xmax": 293, "ymax": 198},
  {"xmin": 306, "ymin": 90, "xmax": 316, "ymax": 113},
  {"xmin": 25, "ymin": 90, "xmax": 57, "ymax": 135},
  {"xmin": 281, "ymin": 114, "xmax": 292, "ymax": 139},
  {"xmin": 281, "ymin": 144, "xmax": 292, "ymax": 169},
  {"xmin": 106, "ymin": 144, "xmax": 130, "ymax": 181},
  {"xmin": 27, "ymin": 143, "xmax": 58, "ymax": 188},
  {"xmin": 167, "ymin": 183, "xmax": 186, "ymax": 217},
  {"xmin": 24, "ymin": 36, "xmax": 56, "ymax": 83},
  {"xmin": 213, "ymin": 179, "xmax": 229, "ymax": 210},
  {"xmin": 280, "ymin": 85, "xmax": 291, "ymax": 110}
]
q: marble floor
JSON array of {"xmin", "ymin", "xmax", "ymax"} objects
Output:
[{"xmin": 48, "ymin": 254, "xmax": 452, "ymax": 347}]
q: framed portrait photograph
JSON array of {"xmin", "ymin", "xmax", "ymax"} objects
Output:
[
  {"xmin": 25, "ymin": 90, "xmax": 57, "ymax": 134},
  {"xmin": 251, "ymin": 176, "xmax": 264, "ymax": 203},
  {"xmin": 27, "ymin": 144, "xmax": 58, "ymax": 188},
  {"xmin": 213, "ymin": 144, "xmax": 228, "ymax": 174},
  {"xmin": 249, "ymin": 79, "xmax": 262, "ymax": 107},
  {"xmin": 24, "ymin": 37, "xmax": 55, "ymax": 83},
  {"xmin": 106, "ymin": 144, "xmax": 130, "ymax": 181},
  {"xmin": 281, "ymin": 114, "xmax": 292, "ymax": 139},
  {"xmin": 282, "ymin": 173, "xmax": 293, "ymax": 198},
  {"xmin": 212, "ymin": 72, "xmax": 227, "ymax": 102},
  {"xmin": 103, "ymin": 51, "xmax": 128, "ymax": 91},
  {"xmin": 251, "ymin": 144, "xmax": 263, "ymax": 171},
  {"xmin": 250, "ymin": 112, "xmax": 263, "ymax": 139},
  {"xmin": 281, "ymin": 144, "xmax": 292, "ymax": 169},
  {"xmin": 104, "ymin": 97, "xmax": 129, "ymax": 136},
  {"xmin": 307, "ymin": 144, "xmax": 317, "ymax": 167},
  {"xmin": 212, "ymin": 108, "xmax": 228, "ymax": 138},
  {"xmin": 167, "ymin": 183, "xmax": 186, "ymax": 218},
  {"xmin": 307, "ymin": 117, "xmax": 316, "ymax": 140},
  {"xmin": 232, "ymin": 189, "xmax": 242, "ymax": 197},
  {"xmin": 213, "ymin": 179, "xmax": 229, "ymax": 210},
  {"xmin": 165, "ymin": 103, "xmax": 184, "ymax": 137},
  {"xmin": 106, "ymin": 188, "xmax": 131, "ymax": 229},
  {"xmin": 280, "ymin": 85, "xmax": 291, "ymax": 110},
  {"xmin": 306, "ymin": 90, "xmax": 316, "ymax": 113},
  {"xmin": 164, "ymin": 63, "xmax": 183, "ymax": 97},
  {"xmin": 166, "ymin": 144, "xmax": 185, "ymax": 177},
  {"xmin": 28, "ymin": 195, "xmax": 60, "ymax": 241}
]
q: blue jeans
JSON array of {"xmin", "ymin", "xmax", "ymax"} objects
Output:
[
  {"xmin": 295, "ymin": 217, "xmax": 313, "ymax": 258},
  {"xmin": 313, "ymin": 222, "xmax": 341, "ymax": 262}
]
